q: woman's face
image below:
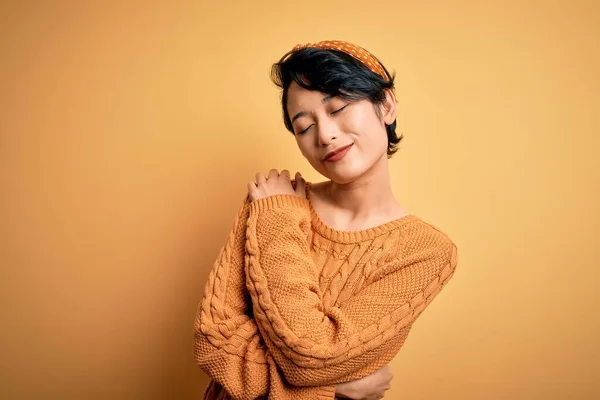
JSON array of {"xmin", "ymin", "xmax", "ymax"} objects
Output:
[{"xmin": 286, "ymin": 81, "xmax": 396, "ymax": 184}]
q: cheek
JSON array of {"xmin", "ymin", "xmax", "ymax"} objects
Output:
[
  {"xmin": 346, "ymin": 109, "xmax": 384, "ymax": 140},
  {"xmin": 352, "ymin": 112, "xmax": 388, "ymax": 153},
  {"xmin": 347, "ymin": 105, "xmax": 378, "ymax": 131},
  {"xmin": 295, "ymin": 138, "xmax": 312, "ymax": 158}
]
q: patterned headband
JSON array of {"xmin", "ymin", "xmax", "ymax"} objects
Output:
[{"xmin": 292, "ymin": 39, "xmax": 389, "ymax": 81}]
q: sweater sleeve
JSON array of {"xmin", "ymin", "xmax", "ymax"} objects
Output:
[
  {"xmin": 193, "ymin": 196, "xmax": 336, "ymax": 400},
  {"xmin": 244, "ymin": 194, "xmax": 458, "ymax": 387}
]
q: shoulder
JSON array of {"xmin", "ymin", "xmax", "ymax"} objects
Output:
[
  {"xmin": 398, "ymin": 217, "xmax": 458, "ymax": 268},
  {"xmin": 368, "ymin": 217, "xmax": 458, "ymax": 285}
]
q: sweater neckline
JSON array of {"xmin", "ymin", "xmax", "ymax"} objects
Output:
[{"xmin": 305, "ymin": 181, "xmax": 418, "ymax": 244}]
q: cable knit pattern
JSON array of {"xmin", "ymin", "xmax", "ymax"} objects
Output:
[
  {"xmin": 194, "ymin": 182, "xmax": 458, "ymax": 399},
  {"xmin": 194, "ymin": 195, "xmax": 336, "ymax": 400}
]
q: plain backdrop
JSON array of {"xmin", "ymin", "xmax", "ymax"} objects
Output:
[{"xmin": 1, "ymin": 1, "xmax": 599, "ymax": 399}]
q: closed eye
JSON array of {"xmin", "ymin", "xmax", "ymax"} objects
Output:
[
  {"xmin": 296, "ymin": 104, "xmax": 349, "ymax": 134},
  {"xmin": 331, "ymin": 104, "xmax": 349, "ymax": 114},
  {"xmin": 297, "ymin": 124, "xmax": 313, "ymax": 135}
]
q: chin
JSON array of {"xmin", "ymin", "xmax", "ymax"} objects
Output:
[{"xmin": 315, "ymin": 164, "xmax": 370, "ymax": 185}]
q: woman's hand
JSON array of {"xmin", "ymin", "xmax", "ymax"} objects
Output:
[
  {"xmin": 247, "ymin": 169, "xmax": 306, "ymax": 202},
  {"xmin": 335, "ymin": 365, "xmax": 394, "ymax": 400}
]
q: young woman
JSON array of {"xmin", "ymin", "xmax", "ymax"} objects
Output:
[{"xmin": 194, "ymin": 40, "xmax": 458, "ymax": 400}]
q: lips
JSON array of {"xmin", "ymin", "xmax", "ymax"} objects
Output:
[{"xmin": 323, "ymin": 143, "xmax": 353, "ymax": 161}]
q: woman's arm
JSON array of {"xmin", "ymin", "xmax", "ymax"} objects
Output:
[
  {"xmin": 244, "ymin": 194, "xmax": 458, "ymax": 387},
  {"xmin": 193, "ymin": 196, "xmax": 270, "ymax": 399},
  {"xmin": 193, "ymin": 196, "xmax": 336, "ymax": 400}
]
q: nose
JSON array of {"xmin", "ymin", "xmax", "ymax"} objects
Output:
[{"xmin": 316, "ymin": 117, "xmax": 339, "ymax": 147}]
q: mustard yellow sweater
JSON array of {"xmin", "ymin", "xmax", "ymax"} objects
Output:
[{"xmin": 194, "ymin": 182, "xmax": 458, "ymax": 400}]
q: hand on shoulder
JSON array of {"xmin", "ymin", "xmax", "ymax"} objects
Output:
[{"xmin": 247, "ymin": 169, "xmax": 306, "ymax": 202}]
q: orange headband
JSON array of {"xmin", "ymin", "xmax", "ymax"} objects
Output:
[{"xmin": 292, "ymin": 40, "xmax": 389, "ymax": 81}]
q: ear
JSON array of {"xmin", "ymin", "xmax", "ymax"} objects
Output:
[{"xmin": 380, "ymin": 89, "xmax": 397, "ymax": 125}]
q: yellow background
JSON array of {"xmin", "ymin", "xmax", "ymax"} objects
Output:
[{"xmin": 1, "ymin": 1, "xmax": 598, "ymax": 399}]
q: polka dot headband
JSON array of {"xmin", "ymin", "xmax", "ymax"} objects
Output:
[{"xmin": 292, "ymin": 40, "xmax": 389, "ymax": 81}]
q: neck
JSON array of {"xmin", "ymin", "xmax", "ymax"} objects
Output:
[{"xmin": 326, "ymin": 155, "xmax": 401, "ymax": 220}]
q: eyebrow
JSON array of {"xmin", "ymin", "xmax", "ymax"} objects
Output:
[{"xmin": 291, "ymin": 94, "xmax": 334, "ymax": 124}]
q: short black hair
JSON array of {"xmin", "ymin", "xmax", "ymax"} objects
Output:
[{"xmin": 270, "ymin": 47, "xmax": 403, "ymax": 157}]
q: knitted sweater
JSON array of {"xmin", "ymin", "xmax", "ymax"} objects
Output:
[{"xmin": 194, "ymin": 181, "xmax": 458, "ymax": 400}]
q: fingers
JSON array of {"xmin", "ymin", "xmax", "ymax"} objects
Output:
[
  {"xmin": 280, "ymin": 169, "xmax": 291, "ymax": 180},
  {"xmin": 255, "ymin": 169, "xmax": 296, "ymax": 184},
  {"xmin": 258, "ymin": 169, "xmax": 291, "ymax": 182},
  {"xmin": 256, "ymin": 172, "xmax": 267, "ymax": 186},
  {"xmin": 247, "ymin": 180, "xmax": 257, "ymax": 200},
  {"xmin": 268, "ymin": 169, "xmax": 279, "ymax": 180},
  {"xmin": 248, "ymin": 169, "xmax": 302, "ymax": 201},
  {"xmin": 295, "ymin": 171, "xmax": 306, "ymax": 198}
]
